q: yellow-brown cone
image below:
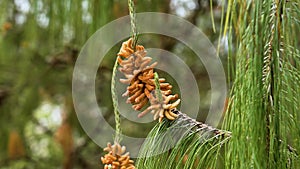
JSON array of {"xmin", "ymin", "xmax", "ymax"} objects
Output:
[
  {"xmin": 101, "ymin": 142, "xmax": 135, "ymax": 169},
  {"xmin": 117, "ymin": 38, "xmax": 180, "ymax": 122}
]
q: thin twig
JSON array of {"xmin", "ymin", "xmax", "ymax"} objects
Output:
[
  {"xmin": 128, "ymin": 0, "xmax": 138, "ymax": 49},
  {"xmin": 111, "ymin": 59, "xmax": 121, "ymax": 143},
  {"xmin": 173, "ymin": 110, "xmax": 232, "ymax": 138}
]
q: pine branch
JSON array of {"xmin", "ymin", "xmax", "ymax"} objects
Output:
[
  {"xmin": 174, "ymin": 110, "xmax": 231, "ymax": 138},
  {"xmin": 137, "ymin": 110, "xmax": 231, "ymax": 169}
]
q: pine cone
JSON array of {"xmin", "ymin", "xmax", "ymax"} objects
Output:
[
  {"xmin": 117, "ymin": 38, "xmax": 180, "ymax": 122},
  {"xmin": 101, "ymin": 142, "xmax": 135, "ymax": 169}
]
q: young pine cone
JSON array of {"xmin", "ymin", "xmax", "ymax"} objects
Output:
[
  {"xmin": 117, "ymin": 38, "xmax": 180, "ymax": 122},
  {"xmin": 101, "ymin": 142, "xmax": 135, "ymax": 169}
]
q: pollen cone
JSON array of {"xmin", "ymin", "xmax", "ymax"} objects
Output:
[
  {"xmin": 117, "ymin": 38, "xmax": 180, "ymax": 122},
  {"xmin": 101, "ymin": 142, "xmax": 135, "ymax": 169}
]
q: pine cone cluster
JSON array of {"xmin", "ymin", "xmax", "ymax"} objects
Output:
[
  {"xmin": 101, "ymin": 142, "xmax": 135, "ymax": 169},
  {"xmin": 117, "ymin": 38, "xmax": 180, "ymax": 122}
]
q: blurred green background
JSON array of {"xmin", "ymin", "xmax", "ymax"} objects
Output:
[{"xmin": 0, "ymin": 0, "xmax": 228, "ymax": 168}]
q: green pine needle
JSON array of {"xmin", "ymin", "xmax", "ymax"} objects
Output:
[{"xmin": 137, "ymin": 112, "xmax": 231, "ymax": 169}]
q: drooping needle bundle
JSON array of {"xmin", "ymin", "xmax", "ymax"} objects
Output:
[{"xmin": 101, "ymin": 142, "xmax": 135, "ymax": 169}]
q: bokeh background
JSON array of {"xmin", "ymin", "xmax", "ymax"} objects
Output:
[{"xmin": 0, "ymin": 0, "xmax": 228, "ymax": 168}]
